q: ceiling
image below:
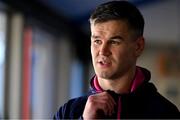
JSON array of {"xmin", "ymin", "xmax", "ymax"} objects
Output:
[
  {"xmin": 0, "ymin": 0, "xmax": 163, "ymax": 35},
  {"xmin": 37, "ymin": 0, "xmax": 161, "ymax": 33}
]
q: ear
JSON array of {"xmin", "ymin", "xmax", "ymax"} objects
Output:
[{"xmin": 135, "ymin": 36, "xmax": 145, "ymax": 57}]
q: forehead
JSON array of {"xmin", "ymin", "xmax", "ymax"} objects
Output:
[{"xmin": 90, "ymin": 20, "xmax": 130, "ymax": 36}]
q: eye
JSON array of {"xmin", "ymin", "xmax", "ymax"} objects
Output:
[
  {"xmin": 93, "ymin": 40, "xmax": 102, "ymax": 45},
  {"xmin": 109, "ymin": 40, "xmax": 120, "ymax": 45}
]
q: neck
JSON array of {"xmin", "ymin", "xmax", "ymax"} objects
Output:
[{"xmin": 98, "ymin": 66, "xmax": 136, "ymax": 94}]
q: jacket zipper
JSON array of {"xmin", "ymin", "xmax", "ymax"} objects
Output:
[{"xmin": 117, "ymin": 97, "xmax": 121, "ymax": 119}]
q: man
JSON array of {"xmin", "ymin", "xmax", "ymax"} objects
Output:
[{"xmin": 54, "ymin": 1, "xmax": 179, "ymax": 119}]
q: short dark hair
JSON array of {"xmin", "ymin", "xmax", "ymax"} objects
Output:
[{"xmin": 90, "ymin": 1, "xmax": 145, "ymax": 37}]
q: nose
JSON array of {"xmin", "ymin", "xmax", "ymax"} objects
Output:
[{"xmin": 99, "ymin": 43, "xmax": 111, "ymax": 56}]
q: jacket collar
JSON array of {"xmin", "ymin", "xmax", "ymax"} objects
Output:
[{"xmin": 90, "ymin": 66, "xmax": 151, "ymax": 94}]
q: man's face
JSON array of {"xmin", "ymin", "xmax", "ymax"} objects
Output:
[{"xmin": 90, "ymin": 20, "xmax": 144, "ymax": 80}]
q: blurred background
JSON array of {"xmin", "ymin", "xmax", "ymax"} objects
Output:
[{"xmin": 0, "ymin": 0, "xmax": 179, "ymax": 119}]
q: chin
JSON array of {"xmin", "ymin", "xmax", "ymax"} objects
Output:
[{"xmin": 97, "ymin": 72, "xmax": 112, "ymax": 79}]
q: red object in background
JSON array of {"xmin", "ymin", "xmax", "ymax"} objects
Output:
[{"xmin": 22, "ymin": 27, "xmax": 32, "ymax": 119}]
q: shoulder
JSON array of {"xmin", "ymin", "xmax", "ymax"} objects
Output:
[
  {"xmin": 53, "ymin": 95, "xmax": 88, "ymax": 119},
  {"xmin": 141, "ymin": 82, "xmax": 180, "ymax": 118},
  {"xmin": 150, "ymin": 89, "xmax": 179, "ymax": 113}
]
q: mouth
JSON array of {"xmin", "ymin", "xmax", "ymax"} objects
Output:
[{"xmin": 97, "ymin": 58, "xmax": 111, "ymax": 67}]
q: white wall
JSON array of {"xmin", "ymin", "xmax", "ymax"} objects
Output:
[{"xmin": 140, "ymin": 0, "xmax": 180, "ymax": 44}]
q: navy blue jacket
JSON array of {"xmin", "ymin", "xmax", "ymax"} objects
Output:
[{"xmin": 54, "ymin": 68, "xmax": 180, "ymax": 119}]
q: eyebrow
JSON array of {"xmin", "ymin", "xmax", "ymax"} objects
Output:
[
  {"xmin": 110, "ymin": 36, "xmax": 124, "ymax": 40},
  {"xmin": 91, "ymin": 35, "xmax": 100, "ymax": 39},
  {"xmin": 91, "ymin": 35, "xmax": 123, "ymax": 39}
]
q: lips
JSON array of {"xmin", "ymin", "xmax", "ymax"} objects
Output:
[
  {"xmin": 98, "ymin": 59, "xmax": 110, "ymax": 64},
  {"xmin": 97, "ymin": 57, "xmax": 111, "ymax": 66}
]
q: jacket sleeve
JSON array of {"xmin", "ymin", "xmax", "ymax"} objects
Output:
[
  {"xmin": 53, "ymin": 96, "xmax": 88, "ymax": 119},
  {"xmin": 53, "ymin": 102, "xmax": 69, "ymax": 119}
]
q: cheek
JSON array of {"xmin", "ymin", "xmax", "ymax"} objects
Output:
[
  {"xmin": 91, "ymin": 46, "xmax": 97, "ymax": 60},
  {"xmin": 91, "ymin": 44, "xmax": 99, "ymax": 53},
  {"xmin": 91, "ymin": 46, "xmax": 95, "ymax": 55},
  {"xmin": 115, "ymin": 47, "xmax": 135, "ymax": 62},
  {"xmin": 125, "ymin": 48, "xmax": 137, "ymax": 63},
  {"xmin": 90, "ymin": 46, "xmax": 93, "ymax": 55}
]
